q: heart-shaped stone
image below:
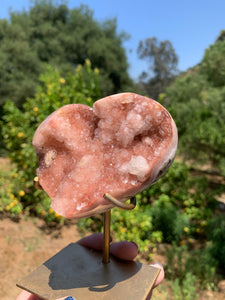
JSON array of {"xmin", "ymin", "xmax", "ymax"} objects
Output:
[{"xmin": 33, "ymin": 93, "xmax": 177, "ymax": 219}]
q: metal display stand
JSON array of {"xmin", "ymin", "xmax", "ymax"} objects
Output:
[{"xmin": 17, "ymin": 180, "xmax": 160, "ymax": 300}]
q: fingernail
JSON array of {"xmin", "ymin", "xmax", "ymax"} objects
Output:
[
  {"xmin": 131, "ymin": 241, "xmax": 138, "ymax": 248},
  {"xmin": 64, "ymin": 297, "xmax": 75, "ymax": 300},
  {"xmin": 151, "ymin": 262, "xmax": 163, "ymax": 268}
]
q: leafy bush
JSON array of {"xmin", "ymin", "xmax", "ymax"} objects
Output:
[
  {"xmin": 1, "ymin": 60, "xmax": 100, "ymax": 221},
  {"xmin": 0, "ymin": 169, "xmax": 23, "ymax": 216},
  {"xmin": 146, "ymin": 194, "xmax": 189, "ymax": 243},
  {"xmin": 206, "ymin": 215, "xmax": 225, "ymax": 270},
  {"xmin": 143, "ymin": 161, "xmax": 220, "ymax": 236},
  {"xmin": 111, "ymin": 205, "xmax": 155, "ymax": 254},
  {"xmin": 170, "ymin": 272, "xmax": 198, "ymax": 300},
  {"xmin": 166, "ymin": 243, "xmax": 218, "ymax": 290}
]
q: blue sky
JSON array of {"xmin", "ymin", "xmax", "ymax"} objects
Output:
[{"xmin": 1, "ymin": 0, "xmax": 225, "ymax": 80}]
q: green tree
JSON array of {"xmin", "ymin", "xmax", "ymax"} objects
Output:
[
  {"xmin": 137, "ymin": 37, "xmax": 178, "ymax": 99},
  {"xmin": 0, "ymin": 18, "xmax": 41, "ymax": 108},
  {"xmin": 0, "ymin": 0, "xmax": 132, "ymax": 109},
  {"xmin": 163, "ymin": 39, "xmax": 225, "ymax": 176},
  {"xmin": 200, "ymin": 39, "xmax": 225, "ymax": 87},
  {"xmin": 216, "ymin": 29, "xmax": 225, "ymax": 42}
]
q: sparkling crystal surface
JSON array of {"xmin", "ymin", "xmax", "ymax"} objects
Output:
[{"xmin": 33, "ymin": 93, "xmax": 178, "ymax": 218}]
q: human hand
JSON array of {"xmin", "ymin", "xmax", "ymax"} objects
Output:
[
  {"xmin": 16, "ymin": 233, "xmax": 164, "ymax": 300},
  {"xmin": 79, "ymin": 233, "xmax": 164, "ymax": 299}
]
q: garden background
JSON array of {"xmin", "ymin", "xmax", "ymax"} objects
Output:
[{"xmin": 0, "ymin": 1, "xmax": 224, "ymax": 299}]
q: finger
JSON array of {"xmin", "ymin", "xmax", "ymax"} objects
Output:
[
  {"xmin": 110, "ymin": 241, "xmax": 138, "ymax": 261},
  {"xmin": 78, "ymin": 233, "xmax": 112, "ymax": 251},
  {"xmin": 146, "ymin": 290, "xmax": 153, "ymax": 300},
  {"xmin": 78, "ymin": 234, "xmax": 138, "ymax": 261},
  {"xmin": 151, "ymin": 263, "xmax": 165, "ymax": 287},
  {"xmin": 145, "ymin": 263, "xmax": 165, "ymax": 300},
  {"xmin": 16, "ymin": 290, "xmax": 41, "ymax": 300},
  {"xmin": 79, "ymin": 233, "xmax": 139, "ymax": 261}
]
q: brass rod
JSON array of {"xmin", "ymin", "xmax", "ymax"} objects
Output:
[
  {"xmin": 103, "ymin": 193, "xmax": 136, "ymax": 210},
  {"xmin": 103, "ymin": 210, "xmax": 111, "ymax": 264},
  {"xmin": 33, "ymin": 176, "xmax": 43, "ymax": 190}
]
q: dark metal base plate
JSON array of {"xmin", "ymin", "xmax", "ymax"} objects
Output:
[{"xmin": 17, "ymin": 242, "xmax": 160, "ymax": 300}]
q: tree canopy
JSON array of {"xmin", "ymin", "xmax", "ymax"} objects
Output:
[
  {"xmin": 0, "ymin": 1, "xmax": 132, "ymax": 108},
  {"xmin": 137, "ymin": 37, "xmax": 178, "ymax": 100},
  {"xmin": 163, "ymin": 38, "xmax": 225, "ymax": 176}
]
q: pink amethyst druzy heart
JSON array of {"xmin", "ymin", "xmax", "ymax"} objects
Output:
[{"xmin": 33, "ymin": 93, "xmax": 178, "ymax": 219}]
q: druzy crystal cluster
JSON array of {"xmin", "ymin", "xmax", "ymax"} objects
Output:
[{"xmin": 33, "ymin": 93, "xmax": 178, "ymax": 218}]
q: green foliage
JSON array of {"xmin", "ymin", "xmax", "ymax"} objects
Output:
[
  {"xmin": 206, "ymin": 215, "xmax": 225, "ymax": 269},
  {"xmin": 166, "ymin": 243, "xmax": 218, "ymax": 291},
  {"xmin": 216, "ymin": 29, "xmax": 225, "ymax": 42},
  {"xmin": 200, "ymin": 40, "xmax": 225, "ymax": 87},
  {"xmin": 162, "ymin": 37, "xmax": 225, "ymax": 176},
  {"xmin": 137, "ymin": 37, "xmax": 178, "ymax": 99},
  {"xmin": 0, "ymin": 169, "xmax": 23, "ymax": 216},
  {"xmin": 0, "ymin": 61, "xmax": 100, "ymax": 221},
  {"xmin": 138, "ymin": 37, "xmax": 178, "ymax": 80},
  {"xmin": 111, "ymin": 206, "xmax": 155, "ymax": 253},
  {"xmin": 170, "ymin": 272, "xmax": 198, "ymax": 300},
  {"xmin": 0, "ymin": 16, "xmax": 41, "ymax": 107},
  {"xmin": 145, "ymin": 194, "xmax": 189, "ymax": 243},
  {"xmin": 145, "ymin": 161, "xmax": 219, "ymax": 235},
  {"xmin": 164, "ymin": 61, "xmax": 225, "ymax": 176},
  {"xmin": 0, "ymin": 0, "xmax": 132, "ymax": 109}
]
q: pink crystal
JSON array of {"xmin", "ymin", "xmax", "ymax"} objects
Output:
[{"xmin": 33, "ymin": 93, "xmax": 178, "ymax": 219}]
